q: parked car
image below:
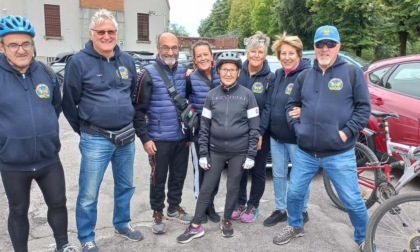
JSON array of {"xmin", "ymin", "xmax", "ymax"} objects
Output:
[
  {"xmin": 364, "ymin": 54, "xmax": 420, "ymax": 162},
  {"xmin": 51, "ymin": 51, "xmax": 75, "ymax": 64},
  {"xmin": 240, "ymin": 55, "xmax": 281, "ymax": 72},
  {"xmin": 130, "ymin": 51, "xmax": 156, "ymax": 73},
  {"xmin": 303, "ymin": 50, "xmax": 370, "ymax": 70},
  {"xmin": 178, "ymin": 51, "xmax": 193, "ymax": 69}
]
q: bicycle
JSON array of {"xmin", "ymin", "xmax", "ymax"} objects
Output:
[
  {"xmin": 365, "ymin": 191, "xmax": 420, "ymax": 251},
  {"xmin": 323, "ymin": 110, "xmax": 420, "ymax": 212}
]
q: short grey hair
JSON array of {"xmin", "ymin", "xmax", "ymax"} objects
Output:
[
  {"xmin": 89, "ymin": 9, "xmax": 118, "ymax": 34},
  {"xmin": 246, "ymin": 31, "xmax": 270, "ymax": 53}
]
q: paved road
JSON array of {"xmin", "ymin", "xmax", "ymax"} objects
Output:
[{"xmin": 1, "ymin": 117, "xmax": 419, "ymax": 252}]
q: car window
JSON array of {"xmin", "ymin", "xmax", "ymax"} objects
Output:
[
  {"xmin": 386, "ymin": 62, "xmax": 420, "ymax": 98},
  {"xmin": 369, "ymin": 67, "xmax": 390, "ymax": 85}
]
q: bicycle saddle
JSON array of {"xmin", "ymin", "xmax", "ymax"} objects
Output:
[{"xmin": 371, "ymin": 110, "xmax": 399, "ymax": 119}]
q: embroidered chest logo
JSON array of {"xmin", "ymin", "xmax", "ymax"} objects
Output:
[
  {"xmin": 117, "ymin": 66, "xmax": 129, "ymax": 79},
  {"xmin": 35, "ymin": 84, "xmax": 50, "ymax": 98},
  {"xmin": 328, "ymin": 78, "xmax": 344, "ymax": 91},
  {"xmin": 252, "ymin": 82, "xmax": 264, "ymax": 94},
  {"xmin": 285, "ymin": 83, "xmax": 294, "ymax": 95}
]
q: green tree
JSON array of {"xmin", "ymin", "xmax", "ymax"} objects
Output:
[
  {"xmin": 228, "ymin": 0, "xmax": 256, "ymax": 48},
  {"xmin": 169, "ymin": 23, "xmax": 190, "ymax": 37},
  {"xmin": 251, "ymin": 0, "xmax": 278, "ymax": 39},
  {"xmin": 307, "ymin": 0, "xmax": 378, "ymax": 56},
  {"xmin": 198, "ymin": 0, "xmax": 232, "ymax": 37},
  {"xmin": 273, "ymin": 0, "xmax": 314, "ymax": 49},
  {"xmin": 377, "ymin": 0, "xmax": 420, "ymax": 56}
]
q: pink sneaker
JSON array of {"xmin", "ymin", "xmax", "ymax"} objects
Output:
[
  {"xmin": 241, "ymin": 206, "xmax": 260, "ymax": 223},
  {"xmin": 231, "ymin": 205, "xmax": 246, "ymax": 220}
]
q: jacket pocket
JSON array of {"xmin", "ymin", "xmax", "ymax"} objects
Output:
[
  {"xmin": 36, "ymin": 132, "xmax": 61, "ymax": 161},
  {"xmin": 0, "ymin": 136, "xmax": 35, "ymax": 164}
]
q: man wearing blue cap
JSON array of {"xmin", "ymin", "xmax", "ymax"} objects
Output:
[{"xmin": 273, "ymin": 25, "xmax": 371, "ymax": 252}]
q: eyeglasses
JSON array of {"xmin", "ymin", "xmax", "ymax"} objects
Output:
[
  {"xmin": 2, "ymin": 42, "xmax": 33, "ymax": 52},
  {"xmin": 315, "ymin": 41, "xmax": 338, "ymax": 49},
  {"xmin": 220, "ymin": 69, "xmax": 238, "ymax": 75},
  {"xmin": 160, "ymin": 45, "xmax": 179, "ymax": 53},
  {"xmin": 91, "ymin": 29, "xmax": 117, "ymax": 36}
]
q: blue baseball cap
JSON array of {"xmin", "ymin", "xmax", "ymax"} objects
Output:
[{"xmin": 314, "ymin": 25, "xmax": 340, "ymax": 43}]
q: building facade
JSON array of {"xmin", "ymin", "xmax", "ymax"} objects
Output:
[{"xmin": 0, "ymin": 0, "xmax": 170, "ymax": 62}]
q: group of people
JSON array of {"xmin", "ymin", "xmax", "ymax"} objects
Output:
[{"xmin": 0, "ymin": 7, "xmax": 371, "ymax": 252}]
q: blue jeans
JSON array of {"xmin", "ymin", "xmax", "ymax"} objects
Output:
[
  {"xmin": 287, "ymin": 147, "xmax": 368, "ymax": 244},
  {"xmin": 76, "ymin": 133, "xmax": 135, "ymax": 243},
  {"xmin": 270, "ymin": 138, "xmax": 310, "ymax": 212}
]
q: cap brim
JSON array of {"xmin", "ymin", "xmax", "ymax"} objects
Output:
[{"xmin": 314, "ymin": 37, "xmax": 340, "ymax": 43}]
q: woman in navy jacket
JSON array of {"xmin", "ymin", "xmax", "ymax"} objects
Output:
[{"xmin": 260, "ymin": 33, "xmax": 311, "ymax": 227}]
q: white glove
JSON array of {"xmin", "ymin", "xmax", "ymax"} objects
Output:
[
  {"xmin": 199, "ymin": 157, "xmax": 210, "ymax": 170},
  {"xmin": 243, "ymin": 158, "xmax": 255, "ymax": 169}
]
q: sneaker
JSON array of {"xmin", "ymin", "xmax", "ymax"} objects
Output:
[
  {"xmin": 167, "ymin": 206, "xmax": 194, "ymax": 224},
  {"xmin": 81, "ymin": 241, "xmax": 98, "ymax": 252},
  {"xmin": 273, "ymin": 226, "xmax": 304, "ymax": 245},
  {"xmin": 263, "ymin": 210, "xmax": 288, "ymax": 227},
  {"xmin": 176, "ymin": 224, "xmax": 205, "ymax": 244},
  {"xmin": 303, "ymin": 211, "xmax": 309, "ymax": 223},
  {"xmin": 207, "ymin": 205, "xmax": 221, "ymax": 223},
  {"xmin": 152, "ymin": 210, "xmax": 167, "ymax": 234},
  {"xmin": 221, "ymin": 219, "xmax": 234, "ymax": 237},
  {"xmin": 55, "ymin": 244, "xmax": 79, "ymax": 252},
  {"xmin": 358, "ymin": 241, "xmax": 365, "ymax": 252},
  {"xmin": 115, "ymin": 223, "xmax": 144, "ymax": 241},
  {"xmin": 231, "ymin": 204, "xmax": 246, "ymax": 220},
  {"xmin": 241, "ymin": 205, "xmax": 260, "ymax": 223}
]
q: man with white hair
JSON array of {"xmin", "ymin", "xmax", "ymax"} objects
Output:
[{"xmin": 63, "ymin": 9, "xmax": 143, "ymax": 252}]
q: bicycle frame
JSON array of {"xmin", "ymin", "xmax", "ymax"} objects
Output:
[{"xmin": 361, "ymin": 112, "xmax": 420, "ymax": 193}]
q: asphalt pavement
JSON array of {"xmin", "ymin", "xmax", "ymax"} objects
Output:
[{"xmin": 1, "ymin": 117, "xmax": 419, "ymax": 252}]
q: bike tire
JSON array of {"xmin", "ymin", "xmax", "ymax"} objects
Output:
[
  {"xmin": 357, "ymin": 131, "xmax": 376, "ymax": 166},
  {"xmin": 365, "ymin": 191, "xmax": 420, "ymax": 252},
  {"xmin": 323, "ymin": 142, "xmax": 379, "ymax": 211}
]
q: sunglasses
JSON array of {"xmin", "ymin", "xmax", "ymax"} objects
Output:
[
  {"xmin": 91, "ymin": 29, "xmax": 117, "ymax": 36},
  {"xmin": 315, "ymin": 41, "xmax": 338, "ymax": 49}
]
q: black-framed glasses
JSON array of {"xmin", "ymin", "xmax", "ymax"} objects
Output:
[
  {"xmin": 91, "ymin": 29, "xmax": 117, "ymax": 36},
  {"xmin": 315, "ymin": 41, "xmax": 338, "ymax": 49},
  {"xmin": 220, "ymin": 69, "xmax": 238, "ymax": 75},
  {"xmin": 160, "ymin": 45, "xmax": 179, "ymax": 53},
  {"xmin": 2, "ymin": 41, "xmax": 33, "ymax": 52}
]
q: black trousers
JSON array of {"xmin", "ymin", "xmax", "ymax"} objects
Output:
[
  {"xmin": 1, "ymin": 162, "xmax": 69, "ymax": 252},
  {"xmin": 149, "ymin": 140, "xmax": 189, "ymax": 211},
  {"xmin": 237, "ymin": 132, "xmax": 270, "ymax": 208},
  {"xmin": 191, "ymin": 141, "xmax": 220, "ymax": 208},
  {"xmin": 192, "ymin": 151, "xmax": 245, "ymax": 224}
]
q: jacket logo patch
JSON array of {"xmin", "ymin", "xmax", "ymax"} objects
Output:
[
  {"xmin": 35, "ymin": 84, "xmax": 50, "ymax": 98},
  {"xmin": 252, "ymin": 82, "xmax": 264, "ymax": 94},
  {"xmin": 328, "ymin": 78, "xmax": 344, "ymax": 91},
  {"xmin": 285, "ymin": 83, "xmax": 294, "ymax": 95},
  {"xmin": 117, "ymin": 66, "xmax": 129, "ymax": 79}
]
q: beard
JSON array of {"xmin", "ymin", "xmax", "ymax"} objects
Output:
[
  {"xmin": 160, "ymin": 54, "xmax": 178, "ymax": 66},
  {"xmin": 318, "ymin": 58, "xmax": 331, "ymax": 66}
]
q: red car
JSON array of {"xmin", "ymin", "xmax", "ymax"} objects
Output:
[{"xmin": 364, "ymin": 54, "xmax": 420, "ymax": 161}]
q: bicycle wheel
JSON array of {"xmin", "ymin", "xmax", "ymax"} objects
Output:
[
  {"xmin": 323, "ymin": 142, "xmax": 379, "ymax": 211},
  {"xmin": 365, "ymin": 192, "xmax": 420, "ymax": 252}
]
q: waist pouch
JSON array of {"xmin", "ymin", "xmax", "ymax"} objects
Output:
[
  {"xmin": 179, "ymin": 103, "xmax": 199, "ymax": 135},
  {"xmin": 81, "ymin": 121, "xmax": 135, "ymax": 147}
]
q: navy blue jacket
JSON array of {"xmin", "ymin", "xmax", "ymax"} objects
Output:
[
  {"xmin": 0, "ymin": 54, "xmax": 61, "ymax": 171},
  {"xmin": 133, "ymin": 57, "xmax": 188, "ymax": 143},
  {"xmin": 260, "ymin": 58, "xmax": 311, "ymax": 143},
  {"xmin": 286, "ymin": 56, "xmax": 371, "ymax": 157},
  {"xmin": 62, "ymin": 40, "xmax": 137, "ymax": 134},
  {"xmin": 238, "ymin": 59, "xmax": 274, "ymax": 117},
  {"xmin": 187, "ymin": 67, "xmax": 220, "ymax": 141}
]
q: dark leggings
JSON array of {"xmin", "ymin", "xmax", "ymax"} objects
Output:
[
  {"xmin": 1, "ymin": 162, "xmax": 69, "ymax": 252},
  {"xmin": 192, "ymin": 152, "xmax": 245, "ymax": 224},
  {"xmin": 237, "ymin": 132, "xmax": 270, "ymax": 208}
]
